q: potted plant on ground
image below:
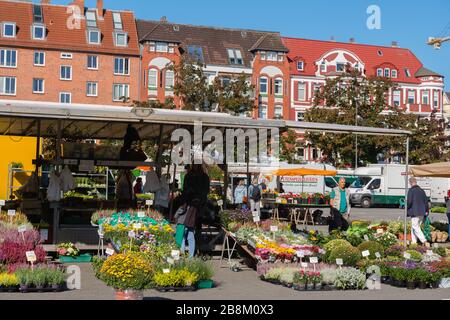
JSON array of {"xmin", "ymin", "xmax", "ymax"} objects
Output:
[
  {"xmin": 320, "ymin": 268, "xmax": 337, "ymax": 291},
  {"xmin": 405, "ymin": 268, "xmax": 417, "ymax": 290},
  {"xmin": 415, "ymin": 268, "xmax": 430, "ymax": 290},
  {"xmin": 32, "ymin": 268, "xmax": 47, "ymax": 292},
  {"xmin": 57, "ymin": 243, "xmax": 92, "ymax": 263},
  {"xmin": 48, "ymin": 268, "xmax": 66, "ymax": 291},
  {"xmin": 311, "ymin": 272, "xmax": 323, "ymax": 290},
  {"xmin": 0, "ymin": 273, "xmax": 19, "ymax": 292},
  {"xmin": 15, "ymin": 268, "xmax": 32, "ymax": 292},
  {"xmin": 153, "ymin": 268, "xmax": 199, "ymax": 292},
  {"xmin": 182, "ymin": 259, "xmax": 215, "ymax": 289},
  {"xmin": 334, "ymin": 268, "xmax": 366, "ymax": 290},
  {"xmin": 293, "ymin": 270, "xmax": 308, "ymax": 291}
]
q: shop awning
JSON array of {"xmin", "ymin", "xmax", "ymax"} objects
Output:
[
  {"xmin": 411, "ymin": 162, "xmax": 450, "ymax": 178},
  {"xmin": 272, "ymin": 168, "xmax": 337, "ymax": 176}
]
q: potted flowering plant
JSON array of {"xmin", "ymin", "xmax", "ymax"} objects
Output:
[
  {"xmin": 310, "ymin": 272, "xmax": 323, "ymax": 290},
  {"xmin": 57, "ymin": 243, "xmax": 92, "ymax": 263},
  {"xmin": 293, "ymin": 270, "xmax": 308, "ymax": 291}
]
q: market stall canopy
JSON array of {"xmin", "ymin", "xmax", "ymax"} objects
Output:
[
  {"xmin": 411, "ymin": 162, "xmax": 450, "ymax": 178},
  {"xmin": 272, "ymin": 168, "xmax": 337, "ymax": 177}
]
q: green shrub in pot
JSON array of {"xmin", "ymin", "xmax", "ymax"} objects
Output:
[
  {"xmin": 357, "ymin": 241, "xmax": 385, "ymax": 260},
  {"xmin": 327, "ymin": 245, "xmax": 361, "ymax": 267},
  {"xmin": 334, "ymin": 268, "xmax": 366, "ymax": 290}
]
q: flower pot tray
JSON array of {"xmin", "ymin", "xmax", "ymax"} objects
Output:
[
  {"xmin": 19, "ymin": 285, "xmax": 65, "ymax": 293},
  {"xmin": 155, "ymin": 286, "xmax": 197, "ymax": 293},
  {"xmin": 0, "ymin": 287, "xmax": 20, "ymax": 293},
  {"xmin": 59, "ymin": 254, "xmax": 92, "ymax": 263},
  {"xmin": 197, "ymin": 280, "xmax": 215, "ymax": 289}
]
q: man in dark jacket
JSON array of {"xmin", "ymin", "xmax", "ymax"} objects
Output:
[{"xmin": 407, "ymin": 177, "xmax": 429, "ymax": 246}]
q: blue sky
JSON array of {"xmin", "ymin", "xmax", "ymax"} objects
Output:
[{"xmin": 49, "ymin": 0, "xmax": 450, "ymax": 87}]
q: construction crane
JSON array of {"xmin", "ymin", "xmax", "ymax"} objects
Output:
[{"xmin": 428, "ymin": 21, "xmax": 450, "ymax": 49}]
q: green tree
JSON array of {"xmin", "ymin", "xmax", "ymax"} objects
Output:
[{"xmin": 280, "ymin": 129, "xmax": 303, "ymax": 164}]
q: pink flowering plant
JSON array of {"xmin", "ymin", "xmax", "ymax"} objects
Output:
[{"xmin": 57, "ymin": 243, "xmax": 80, "ymax": 257}]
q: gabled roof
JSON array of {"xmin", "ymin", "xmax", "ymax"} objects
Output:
[
  {"xmin": 136, "ymin": 19, "xmax": 287, "ymax": 68},
  {"xmin": 414, "ymin": 67, "xmax": 443, "ymax": 78},
  {"xmin": 282, "ymin": 37, "xmax": 425, "ymax": 84},
  {"xmin": 0, "ymin": 0, "xmax": 140, "ymax": 56},
  {"xmin": 445, "ymin": 92, "xmax": 450, "ymax": 104}
]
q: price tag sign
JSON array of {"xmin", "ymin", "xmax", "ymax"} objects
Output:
[
  {"xmin": 433, "ymin": 243, "xmax": 439, "ymax": 249},
  {"xmin": 26, "ymin": 251, "xmax": 36, "ymax": 263},
  {"xmin": 18, "ymin": 225, "xmax": 27, "ymax": 233},
  {"xmin": 171, "ymin": 250, "xmax": 180, "ymax": 258},
  {"xmin": 133, "ymin": 223, "xmax": 142, "ymax": 230},
  {"xmin": 309, "ymin": 257, "xmax": 319, "ymax": 264},
  {"xmin": 362, "ymin": 250, "xmax": 370, "ymax": 258},
  {"xmin": 217, "ymin": 200, "xmax": 224, "ymax": 206},
  {"xmin": 426, "ymin": 250, "xmax": 434, "ymax": 256},
  {"xmin": 105, "ymin": 248, "xmax": 115, "ymax": 256},
  {"xmin": 0, "ymin": 200, "xmax": 5, "ymax": 206},
  {"xmin": 270, "ymin": 226, "xmax": 279, "ymax": 233},
  {"xmin": 363, "ymin": 235, "xmax": 369, "ymax": 241},
  {"xmin": 276, "ymin": 197, "xmax": 283, "ymax": 204},
  {"xmin": 7, "ymin": 209, "xmax": 16, "ymax": 216},
  {"xmin": 163, "ymin": 269, "xmax": 170, "ymax": 274},
  {"xmin": 167, "ymin": 257, "xmax": 175, "ymax": 265},
  {"xmin": 128, "ymin": 231, "xmax": 136, "ymax": 238},
  {"xmin": 137, "ymin": 212, "xmax": 146, "ymax": 218},
  {"xmin": 253, "ymin": 215, "xmax": 260, "ymax": 223},
  {"xmin": 377, "ymin": 229, "xmax": 384, "ymax": 234},
  {"xmin": 296, "ymin": 251, "xmax": 305, "ymax": 258},
  {"xmin": 301, "ymin": 262, "xmax": 308, "ymax": 268},
  {"xmin": 403, "ymin": 252, "xmax": 411, "ymax": 260},
  {"xmin": 375, "ymin": 252, "xmax": 382, "ymax": 259},
  {"xmin": 146, "ymin": 200, "xmax": 154, "ymax": 206},
  {"xmin": 336, "ymin": 258, "xmax": 344, "ymax": 266}
]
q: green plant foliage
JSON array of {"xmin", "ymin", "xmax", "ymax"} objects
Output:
[
  {"xmin": 327, "ymin": 245, "xmax": 362, "ymax": 267},
  {"xmin": 357, "ymin": 241, "xmax": 385, "ymax": 260}
]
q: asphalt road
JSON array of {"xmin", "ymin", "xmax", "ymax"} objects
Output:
[{"xmin": 349, "ymin": 207, "xmax": 449, "ymax": 224}]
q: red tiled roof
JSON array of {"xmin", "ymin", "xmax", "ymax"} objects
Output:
[
  {"xmin": 0, "ymin": 0, "xmax": 140, "ymax": 56},
  {"xmin": 282, "ymin": 37, "xmax": 425, "ymax": 84}
]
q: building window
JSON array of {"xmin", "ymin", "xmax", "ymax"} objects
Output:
[
  {"xmin": 114, "ymin": 32, "xmax": 128, "ymax": 47},
  {"xmin": 336, "ymin": 63, "xmax": 345, "ymax": 72},
  {"xmin": 32, "ymin": 78, "xmax": 44, "ymax": 94},
  {"xmin": 405, "ymin": 68, "xmax": 411, "ymax": 77},
  {"xmin": 274, "ymin": 78, "xmax": 283, "ymax": 96},
  {"xmin": 433, "ymin": 91, "xmax": 439, "ymax": 108},
  {"xmin": 114, "ymin": 58, "xmax": 129, "ymax": 75},
  {"xmin": 298, "ymin": 83, "xmax": 306, "ymax": 101},
  {"xmin": 274, "ymin": 105, "xmax": 283, "ymax": 119},
  {"xmin": 422, "ymin": 90, "xmax": 429, "ymax": 105},
  {"xmin": 313, "ymin": 84, "xmax": 321, "ymax": 95},
  {"xmin": 32, "ymin": 25, "xmax": 46, "ymax": 40},
  {"xmin": 408, "ymin": 90, "xmax": 415, "ymax": 104},
  {"xmin": 260, "ymin": 52, "xmax": 266, "ymax": 60},
  {"xmin": 61, "ymin": 53, "xmax": 73, "ymax": 59},
  {"xmin": 227, "ymin": 49, "xmax": 243, "ymax": 65},
  {"xmin": 187, "ymin": 45, "xmax": 204, "ymax": 62},
  {"xmin": 259, "ymin": 77, "xmax": 268, "ymax": 94},
  {"xmin": 148, "ymin": 69, "xmax": 158, "ymax": 89},
  {"xmin": 88, "ymin": 29, "xmax": 101, "ymax": 44},
  {"xmin": 278, "ymin": 54, "xmax": 284, "ymax": 62},
  {"xmin": 165, "ymin": 70, "xmax": 174, "ymax": 90},
  {"xmin": 266, "ymin": 52, "xmax": 277, "ymax": 61},
  {"xmin": 2, "ymin": 23, "xmax": 16, "ymax": 38},
  {"xmin": 0, "ymin": 76, "xmax": 16, "ymax": 95},
  {"xmin": 393, "ymin": 90, "xmax": 401, "ymax": 107},
  {"xmin": 33, "ymin": 4, "xmax": 43, "ymax": 23},
  {"xmin": 296, "ymin": 112, "xmax": 305, "ymax": 122},
  {"xmin": 112, "ymin": 12, "xmax": 123, "ymax": 30},
  {"xmin": 59, "ymin": 92, "xmax": 71, "ymax": 103},
  {"xmin": 87, "ymin": 82, "xmax": 98, "ymax": 97},
  {"xmin": 297, "ymin": 148, "xmax": 305, "ymax": 160},
  {"xmin": 391, "ymin": 70, "xmax": 398, "ymax": 78},
  {"xmin": 87, "ymin": 55, "xmax": 98, "ymax": 69},
  {"xmin": 384, "ymin": 68, "xmax": 390, "ymax": 77},
  {"xmin": 0, "ymin": 49, "xmax": 17, "ymax": 67},
  {"xmin": 34, "ymin": 51, "xmax": 45, "ymax": 66},
  {"xmin": 113, "ymin": 84, "xmax": 129, "ymax": 101},
  {"xmin": 60, "ymin": 66, "xmax": 72, "ymax": 80},
  {"xmin": 377, "ymin": 68, "xmax": 383, "ymax": 77},
  {"xmin": 258, "ymin": 105, "xmax": 267, "ymax": 119},
  {"xmin": 156, "ymin": 42, "xmax": 168, "ymax": 53},
  {"xmin": 86, "ymin": 10, "xmax": 97, "ymax": 28},
  {"xmin": 297, "ymin": 61, "xmax": 304, "ymax": 71}
]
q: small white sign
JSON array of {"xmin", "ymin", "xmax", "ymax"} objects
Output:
[
  {"xmin": 0, "ymin": 200, "xmax": 5, "ymax": 206},
  {"xmin": 146, "ymin": 200, "xmax": 154, "ymax": 206},
  {"xmin": 362, "ymin": 250, "xmax": 370, "ymax": 258},
  {"xmin": 375, "ymin": 252, "xmax": 382, "ymax": 259},
  {"xmin": 363, "ymin": 235, "xmax": 369, "ymax": 241},
  {"xmin": 163, "ymin": 269, "xmax": 170, "ymax": 274},
  {"xmin": 137, "ymin": 211, "xmax": 146, "ymax": 218},
  {"xmin": 128, "ymin": 231, "xmax": 136, "ymax": 238},
  {"xmin": 336, "ymin": 258, "xmax": 344, "ymax": 266},
  {"xmin": 217, "ymin": 200, "xmax": 223, "ymax": 206},
  {"xmin": 270, "ymin": 226, "xmax": 279, "ymax": 233},
  {"xmin": 171, "ymin": 250, "xmax": 180, "ymax": 258},
  {"xmin": 167, "ymin": 257, "xmax": 175, "ymax": 265},
  {"xmin": 426, "ymin": 250, "xmax": 434, "ymax": 256},
  {"xmin": 253, "ymin": 215, "xmax": 260, "ymax": 223},
  {"xmin": 26, "ymin": 251, "xmax": 36, "ymax": 263},
  {"xmin": 309, "ymin": 257, "xmax": 319, "ymax": 264},
  {"xmin": 105, "ymin": 248, "xmax": 115, "ymax": 256},
  {"xmin": 404, "ymin": 252, "xmax": 411, "ymax": 260},
  {"xmin": 276, "ymin": 197, "xmax": 283, "ymax": 204},
  {"xmin": 133, "ymin": 223, "xmax": 142, "ymax": 230},
  {"xmin": 296, "ymin": 251, "xmax": 305, "ymax": 258},
  {"xmin": 7, "ymin": 209, "xmax": 16, "ymax": 216},
  {"xmin": 18, "ymin": 225, "xmax": 27, "ymax": 233},
  {"xmin": 377, "ymin": 229, "xmax": 384, "ymax": 234},
  {"xmin": 433, "ymin": 243, "xmax": 439, "ymax": 249},
  {"xmin": 301, "ymin": 262, "xmax": 308, "ymax": 268}
]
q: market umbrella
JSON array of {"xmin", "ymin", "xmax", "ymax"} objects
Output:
[
  {"xmin": 272, "ymin": 168, "xmax": 337, "ymax": 177},
  {"xmin": 411, "ymin": 162, "xmax": 450, "ymax": 178}
]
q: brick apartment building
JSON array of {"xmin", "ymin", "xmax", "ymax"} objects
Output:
[{"xmin": 0, "ymin": 0, "xmax": 140, "ymax": 105}]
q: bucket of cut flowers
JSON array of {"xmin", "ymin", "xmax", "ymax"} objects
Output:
[{"xmin": 58, "ymin": 243, "xmax": 91, "ymax": 263}]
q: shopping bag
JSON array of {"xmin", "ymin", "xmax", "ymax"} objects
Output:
[
  {"xmin": 175, "ymin": 224, "xmax": 186, "ymax": 247},
  {"xmin": 424, "ymin": 215, "xmax": 431, "ymax": 242}
]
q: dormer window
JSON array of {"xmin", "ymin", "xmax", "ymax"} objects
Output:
[
  {"xmin": 377, "ymin": 68, "xmax": 383, "ymax": 76},
  {"xmin": 320, "ymin": 61, "xmax": 326, "ymax": 72},
  {"xmin": 405, "ymin": 68, "xmax": 411, "ymax": 77},
  {"xmin": 114, "ymin": 32, "xmax": 128, "ymax": 47},
  {"xmin": 260, "ymin": 52, "xmax": 266, "ymax": 60},
  {"xmin": 278, "ymin": 54, "xmax": 284, "ymax": 62},
  {"xmin": 86, "ymin": 10, "xmax": 97, "ymax": 28},
  {"xmin": 384, "ymin": 68, "xmax": 390, "ymax": 77},
  {"xmin": 32, "ymin": 24, "xmax": 46, "ymax": 40},
  {"xmin": 297, "ymin": 61, "xmax": 304, "ymax": 71},
  {"xmin": 336, "ymin": 63, "xmax": 345, "ymax": 72},
  {"xmin": 112, "ymin": 12, "xmax": 123, "ymax": 30},
  {"xmin": 2, "ymin": 23, "xmax": 16, "ymax": 38},
  {"xmin": 33, "ymin": 5, "xmax": 43, "ymax": 23},
  {"xmin": 391, "ymin": 70, "xmax": 398, "ymax": 78},
  {"xmin": 187, "ymin": 45, "xmax": 204, "ymax": 62},
  {"xmin": 156, "ymin": 42, "xmax": 168, "ymax": 53},
  {"xmin": 266, "ymin": 52, "xmax": 277, "ymax": 61},
  {"xmin": 88, "ymin": 29, "xmax": 101, "ymax": 44},
  {"xmin": 227, "ymin": 49, "xmax": 243, "ymax": 65}
]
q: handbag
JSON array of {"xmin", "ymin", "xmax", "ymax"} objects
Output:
[{"xmin": 175, "ymin": 224, "xmax": 186, "ymax": 248}]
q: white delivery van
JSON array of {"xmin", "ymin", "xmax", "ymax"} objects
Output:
[{"xmin": 349, "ymin": 164, "xmax": 450, "ymax": 208}]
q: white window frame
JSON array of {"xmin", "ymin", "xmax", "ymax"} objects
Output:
[
  {"xmin": 86, "ymin": 82, "xmax": 98, "ymax": 97},
  {"xmin": 267, "ymin": 51, "xmax": 277, "ymax": 61},
  {"xmin": 112, "ymin": 12, "xmax": 123, "ymax": 30},
  {"xmin": 87, "ymin": 55, "xmax": 98, "ymax": 70},
  {"xmin": 296, "ymin": 111, "xmax": 305, "ymax": 122},
  {"xmin": 148, "ymin": 69, "xmax": 158, "ymax": 89},
  {"xmin": 259, "ymin": 77, "xmax": 268, "ymax": 95},
  {"xmin": 422, "ymin": 90, "xmax": 430, "ymax": 105},
  {"xmin": 2, "ymin": 22, "xmax": 16, "ymax": 38},
  {"xmin": 278, "ymin": 54, "xmax": 284, "ymax": 62},
  {"xmin": 274, "ymin": 78, "xmax": 283, "ymax": 96},
  {"xmin": 88, "ymin": 29, "xmax": 101, "ymax": 45},
  {"xmin": 0, "ymin": 49, "xmax": 17, "ymax": 68},
  {"xmin": 227, "ymin": 49, "xmax": 243, "ymax": 65},
  {"xmin": 391, "ymin": 70, "xmax": 398, "ymax": 78},
  {"xmin": 32, "ymin": 78, "xmax": 45, "ymax": 94},
  {"xmin": 114, "ymin": 32, "xmax": 128, "ymax": 47},
  {"xmin": 377, "ymin": 68, "xmax": 383, "ymax": 77},
  {"xmin": 32, "ymin": 24, "xmax": 46, "ymax": 40},
  {"xmin": 384, "ymin": 68, "xmax": 390, "ymax": 77},
  {"xmin": 60, "ymin": 65, "xmax": 72, "ymax": 81},
  {"xmin": 61, "ymin": 52, "xmax": 73, "ymax": 59},
  {"xmin": 405, "ymin": 68, "xmax": 411, "ymax": 77},
  {"xmin": 408, "ymin": 90, "xmax": 415, "ymax": 104},
  {"xmin": 433, "ymin": 91, "xmax": 439, "ymax": 108},
  {"xmin": 165, "ymin": 70, "xmax": 174, "ymax": 90},
  {"xmin": 274, "ymin": 105, "xmax": 283, "ymax": 119},
  {"xmin": 258, "ymin": 105, "xmax": 267, "ymax": 119},
  {"xmin": 59, "ymin": 92, "xmax": 72, "ymax": 104},
  {"xmin": 86, "ymin": 10, "xmax": 97, "ymax": 28},
  {"xmin": 113, "ymin": 84, "xmax": 130, "ymax": 102},
  {"xmin": 336, "ymin": 63, "xmax": 345, "ymax": 72},
  {"xmin": 34, "ymin": 51, "xmax": 45, "ymax": 66},
  {"xmin": 393, "ymin": 90, "xmax": 401, "ymax": 107},
  {"xmin": 298, "ymin": 82, "xmax": 306, "ymax": 101},
  {"xmin": 297, "ymin": 61, "xmax": 304, "ymax": 71},
  {"xmin": 114, "ymin": 57, "xmax": 130, "ymax": 75},
  {"xmin": 0, "ymin": 76, "xmax": 16, "ymax": 95},
  {"xmin": 156, "ymin": 42, "xmax": 168, "ymax": 53},
  {"xmin": 260, "ymin": 51, "xmax": 266, "ymax": 60}
]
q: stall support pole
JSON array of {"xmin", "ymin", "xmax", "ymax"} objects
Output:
[
  {"xmin": 404, "ymin": 137, "xmax": 410, "ymax": 247},
  {"xmin": 155, "ymin": 125, "xmax": 164, "ymax": 177},
  {"xmin": 35, "ymin": 119, "xmax": 41, "ymax": 198},
  {"xmin": 56, "ymin": 120, "xmax": 62, "ymax": 163},
  {"xmin": 223, "ymin": 164, "xmax": 229, "ymax": 210}
]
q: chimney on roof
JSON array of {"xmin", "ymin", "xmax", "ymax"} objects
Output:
[
  {"xmin": 391, "ymin": 41, "xmax": 399, "ymax": 48},
  {"xmin": 160, "ymin": 16, "xmax": 168, "ymax": 23},
  {"xmin": 349, "ymin": 37, "xmax": 356, "ymax": 43},
  {"xmin": 97, "ymin": 0, "xmax": 104, "ymax": 18},
  {"xmin": 70, "ymin": 0, "xmax": 85, "ymax": 9},
  {"xmin": 41, "ymin": 0, "xmax": 51, "ymax": 4}
]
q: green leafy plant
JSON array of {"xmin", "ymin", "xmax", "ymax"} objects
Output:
[
  {"xmin": 0, "ymin": 273, "xmax": 19, "ymax": 287},
  {"xmin": 323, "ymin": 239, "xmax": 353, "ymax": 261},
  {"xmin": 320, "ymin": 268, "xmax": 338, "ymax": 285},
  {"xmin": 327, "ymin": 245, "xmax": 361, "ymax": 267},
  {"xmin": 153, "ymin": 269, "xmax": 198, "ymax": 287},
  {"xmin": 263, "ymin": 268, "xmax": 284, "ymax": 281},
  {"xmin": 31, "ymin": 268, "xmax": 47, "ymax": 287},
  {"xmin": 357, "ymin": 241, "xmax": 385, "ymax": 260},
  {"xmin": 278, "ymin": 268, "xmax": 298, "ymax": 285},
  {"xmin": 334, "ymin": 268, "xmax": 366, "ymax": 290},
  {"xmin": 433, "ymin": 247, "xmax": 448, "ymax": 258},
  {"xmin": 405, "ymin": 250, "xmax": 423, "ymax": 262},
  {"xmin": 375, "ymin": 232, "xmax": 398, "ymax": 248},
  {"xmin": 179, "ymin": 258, "xmax": 214, "ymax": 281},
  {"xmin": 15, "ymin": 268, "xmax": 33, "ymax": 286}
]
